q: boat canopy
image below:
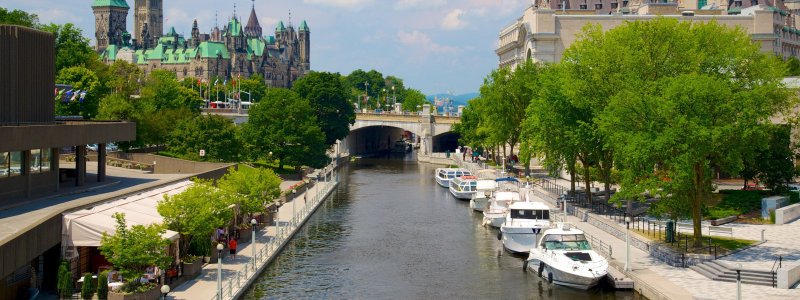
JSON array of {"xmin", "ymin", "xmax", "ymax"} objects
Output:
[
  {"xmin": 495, "ymin": 177, "xmax": 519, "ymax": 182},
  {"xmin": 476, "ymin": 180, "xmax": 497, "ymax": 191}
]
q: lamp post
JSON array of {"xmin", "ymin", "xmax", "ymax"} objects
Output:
[
  {"xmin": 625, "ymin": 218, "xmax": 631, "ymax": 272},
  {"xmin": 736, "ymin": 263, "xmax": 742, "ymax": 300},
  {"xmin": 392, "ymin": 86, "xmax": 396, "ymax": 107},
  {"xmin": 216, "ymin": 243, "xmax": 224, "ymax": 300},
  {"xmin": 291, "ymin": 189, "xmax": 297, "ymax": 226},
  {"xmin": 364, "ymin": 82, "xmax": 369, "ymax": 109},
  {"xmin": 160, "ymin": 284, "xmax": 170, "ymax": 300},
  {"xmin": 304, "ymin": 178, "xmax": 310, "ymax": 208},
  {"xmin": 251, "ymin": 218, "xmax": 257, "ymax": 272}
]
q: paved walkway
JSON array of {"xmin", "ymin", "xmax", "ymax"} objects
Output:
[
  {"xmin": 452, "ymin": 156, "xmax": 800, "ymax": 299},
  {"xmin": 168, "ymin": 179, "xmax": 335, "ymax": 300}
]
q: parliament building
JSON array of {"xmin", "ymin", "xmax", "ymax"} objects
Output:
[{"xmin": 91, "ymin": 0, "xmax": 310, "ymax": 88}]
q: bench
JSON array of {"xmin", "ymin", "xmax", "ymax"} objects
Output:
[
  {"xmin": 708, "ymin": 226, "xmax": 733, "ymax": 236},
  {"xmin": 677, "ymin": 223, "xmax": 693, "ymax": 231}
]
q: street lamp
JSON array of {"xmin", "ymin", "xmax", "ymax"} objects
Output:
[
  {"xmin": 251, "ymin": 218, "xmax": 257, "ymax": 272},
  {"xmin": 736, "ymin": 263, "xmax": 742, "ymax": 300},
  {"xmin": 216, "ymin": 243, "xmax": 224, "ymax": 300},
  {"xmin": 291, "ymin": 189, "xmax": 297, "ymax": 226},
  {"xmin": 364, "ymin": 82, "xmax": 369, "ymax": 109},
  {"xmin": 160, "ymin": 284, "xmax": 170, "ymax": 300},
  {"xmin": 625, "ymin": 217, "xmax": 631, "ymax": 272},
  {"xmin": 392, "ymin": 86, "xmax": 396, "ymax": 107},
  {"xmin": 303, "ymin": 178, "xmax": 310, "ymax": 209}
]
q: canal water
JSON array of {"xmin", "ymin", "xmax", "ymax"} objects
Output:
[{"xmin": 243, "ymin": 156, "xmax": 638, "ymax": 299}]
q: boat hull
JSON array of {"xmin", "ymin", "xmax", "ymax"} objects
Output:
[
  {"xmin": 435, "ymin": 176, "xmax": 449, "ymax": 188},
  {"xmin": 527, "ymin": 258, "xmax": 606, "ymax": 290},
  {"xmin": 482, "ymin": 212, "xmax": 505, "ymax": 228},
  {"xmin": 500, "ymin": 231, "xmax": 538, "ymax": 254},
  {"xmin": 449, "ymin": 188, "xmax": 474, "ymax": 200},
  {"xmin": 470, "ymin": 197, "xmax": 489, "ymax": 212}
]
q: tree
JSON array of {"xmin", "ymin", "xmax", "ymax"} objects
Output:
[
  {"xmin": 0, "ymin": 7, "xmax": 38, "ymax": 27},
  {"xmin": 787, "ymin": 57, "xmax": 800, "ymax": 76},
  {"xmin": 139, "ymin": 70, "xmax": 202, "ymax": 111},
  {"xmin": 401, "ymin": 88, "xmax": 429, "ymax": 112},
  {"xmin": 97, "ymin": 270, "xmax": 109, "ymax": 300},
  {"xmin": 57, "ymin": 260, "xmax": 73, "ymax": 299},
  {"xmin": 39, "ymin": 23, "xmax": 101, "ymax": 74},
  {"xmin": 55, "ymin": 66, "xmax": 103, "ymax": 118},
  {"xmin": 293, "ymin": 71, "xmax": 356, "ymax": 146},
  {"xmin": 167, "ymin": 115, "xmax": 242, "ymax": 162},
  {"xmin": 99, "ymin": 213, "xmax": 172, "ymax": 287},
  {"xmin": 106, "ymin": 60, "xmax": 143, "ymax": 96},
  {"xmin": 158, "ymin": 180, "xmax": 235, "ymax": 259},
  {"xmin": 238, "ymin": 74, "xmax": 267, "ymax": 103},
  {"xmin": 217, "ymin": 166, "xmax": 282, "ymax": 218},
  {"xmin": 242, "ymin": 88, "xmax": 328, "ymax": 169},
  {"xmin": 81, "ymin": 273, "xmax": 95, "ymax": 300},
  {"xmin": 750, "ymin": 125, "xmax": 797, "ymax": 192},
  {"xmin": 589, "ymin": 19, "xmax": 790, "ymax": 246}
]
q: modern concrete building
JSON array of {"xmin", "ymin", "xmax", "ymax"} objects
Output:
[
  {"xmin": 0, "ymin": 25, "xmax": 135, "ymax": 298},
  {"xmin": 497, "ymin": 1, "xmax": 799, "ymax": 68}
]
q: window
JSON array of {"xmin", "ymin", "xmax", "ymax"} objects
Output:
[
  {"xmin": 595, "ymin": 3, "xmax": 603, "ymax": 9},
  {"xmin": 580, "ymin": 4, "xmax": 587, "ymax": 9},
  {"xmin": 41, "ymin": 149, "xmax": 51, "ymax": 172},
  {"xmin": 611, "ymin": 2, "xmax": 618, "ymax": 9},
  {"xmin": 30, "ymin": 149, "xmax": 41, "ymax": 173},
  {"xmin": 9, "ymin": 151, "xmax": 22, "ymax": 177},
  {"xmin": 0, "ymin": 152, "xmax": 8, "ymax": 177}
]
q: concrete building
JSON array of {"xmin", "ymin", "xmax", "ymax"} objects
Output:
[
  {"xmin": 93, "ymin": 0, "xmax": 310, "ymax": 88},
  {"xmin": 0, "ymin": 25, "xmax": 135, "ymax": 298},
  {"xmin": 497, "ymin": 1, "xmax": 799, "ymax": 68}
]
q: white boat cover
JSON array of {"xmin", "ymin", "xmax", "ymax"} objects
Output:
[
  {"xmin": 62, "ymin": 181, "xmax": 193, "ymax": 247},
  {"xmin": 476, "ymin": 180, "xmax": 498, "ymax": 191}
]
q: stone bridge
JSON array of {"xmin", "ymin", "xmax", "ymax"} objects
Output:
[{"xmin": 204, "ymin": 104, "xmax": 461, "ymax": 155}]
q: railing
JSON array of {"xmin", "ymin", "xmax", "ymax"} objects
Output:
[
  {"xmin": 585, "ymin": 231, "xmax": 613, "ymax": 259},
  {"xmin": 772, "ymin": 255, "xmax": 782, "ymax": 288},
  {"xmin": 210, "ymin": 167, "xmax": 339, "ymax": 300}
]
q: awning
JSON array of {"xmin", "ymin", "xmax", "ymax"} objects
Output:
[{"xmin": 62, "ymin": 181, "xmax": 193, "ymax": 247}]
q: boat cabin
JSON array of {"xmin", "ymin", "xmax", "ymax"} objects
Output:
[
  {"xmin": 508, "ymin": 202, "xmax": 550, "ymax": 220},
  {"xmin": 451, "ymin": 175, "xmax": 478, "ymax": 192},
  {"xmin": 540, "ymin": 226, "xmax": 592, "ymax": 251},
  {"xmin": 437, "ymin": 168, "xmax": 471, "ymax": 180}
]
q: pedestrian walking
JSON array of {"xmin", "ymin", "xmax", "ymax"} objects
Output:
[{"xmin": 228, "ymin": 238, "xmax": 238, "ymax": 260}]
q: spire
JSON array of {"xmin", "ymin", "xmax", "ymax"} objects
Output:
[
  {"xmin": 299, "ymin": 20, "xmax": 309, "ymax": 32},
  {"xmin": 245, "ymin": 0, "xmax": 262, "ymax": 37},
  {"xmin": 276, "ymin": 20, "xmax": 286, "ymax": 32}
]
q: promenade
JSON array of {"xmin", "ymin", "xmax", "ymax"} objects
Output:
[
  {"xmin": 453, "ymin": 156, "xmax": 800, "ymax": 299},
  {"xmin": 168, "ymin": 169, "xmax": 339, "ymax": 300}
]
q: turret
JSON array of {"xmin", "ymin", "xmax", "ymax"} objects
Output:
[
  {"xmin": 244, "ymin": 1, "xmax": 263, "ymax": 38},
  {"xmin": 299, "ymin": 20, "xmax": 310, "ymax": 70},
  {"xmin": 191, "ymin": 19, "xmax": 200, "ymax": 47},
  {"xmin": 92, "ymin": 0, "xmax": 130, "ymax": 52}
]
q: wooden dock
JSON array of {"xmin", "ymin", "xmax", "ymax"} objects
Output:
[{"xmin": 606, "ymin": 265, "xmax": 635, "ymax": 289}]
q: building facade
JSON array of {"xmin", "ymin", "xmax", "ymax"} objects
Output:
[
  {"xmin": 497, "ymin": 1, "xmax": 799, "ymax": 69},
  {"xmin": 93, "ymin": 1, "xmax": 310, "ymax": 88},
  {"xmin": 91, "ymin": 0, "xmax": 130, "ymax": 53}
]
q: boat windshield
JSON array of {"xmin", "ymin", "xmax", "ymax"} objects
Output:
[
  {"xmin": 542, "ymin": 234, "xmax": 591, "ymax": 251},
  {"xmin": 510, "ymin": 209, "xmax": 549, "ymax": 220}
]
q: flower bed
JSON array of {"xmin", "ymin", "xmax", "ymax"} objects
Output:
[{"xmin": 108, "ymin": 284, "xmax": 161, "ymax": 300}]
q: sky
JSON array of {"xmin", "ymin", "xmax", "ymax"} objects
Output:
[{"xmin": 5, "ymin": 0, "xmax": 532, "ymax": 95}]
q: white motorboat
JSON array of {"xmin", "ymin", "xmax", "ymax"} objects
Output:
[
  {"xmin": 500, "ymin": 202, "xmax": 551, "ymax": 254},
  {"xmin": 469, "ymin": 180, "xmax": 498, "ymax": 212},
  {"xmin": 526, "ymin": 223, "xmax": 609, "ymax": 289},
  {"xmin": 434, "ymin": 168, "xmax": 471, "ymax": 188},
  {"xmin": 449, "ymin": 175, "xmax": 478, "ymax": 200},
  {"xmin": 482, "ymin": 191, "xmax": 521, "ymax": 228}
]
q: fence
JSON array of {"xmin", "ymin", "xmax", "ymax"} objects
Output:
[{"xmin": 211, "ymin": 168, "xmax": 339, "ymax": 300}]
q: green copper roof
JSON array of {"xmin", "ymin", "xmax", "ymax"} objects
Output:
[
  {"xmin": 247, "ymin": 38, "xmax": 266, "ymax": 57},
  {"xmin": 276, "ymin": 21, "xmax": 285, "ymax": 32},
  {"xmin": 299, "ymin": 20, "xmax": 309, "ymax": 31},
  {"xmin": 167, "ymin": 26, "xmax": 177, "ymax": 36},
  {"xmin": 265, "ymin": 36, "xmax": 275, "ymax": 44},
  {"xmin": 105, "ymin": 44, "xmax": 118, "ymax": 61},
  {"xmin": 197, "ymin": 41, "xmax": 230, "ymax": 59},
  {"xmin": 92, "ymin": 0, "xmax": 129, "ymax": 8},
  {"xmin": 229, "ymin": 18, "xmax": 242, "ymax": 37}
]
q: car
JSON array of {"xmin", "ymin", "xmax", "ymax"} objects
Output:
[
  {"xmin": 787, "ymin": 183, "xmax": 800, "ymax": 191},
  {"xmin": 742, "ymin": 183, "xmax": 763, "ymax": 191},
  {"xmin": 106, "ymin": 143, "xmax": 119, "ymax": 152},
  {"xmin": 86, "ymin": 144, "xmax": 99, "ymax": 152}
]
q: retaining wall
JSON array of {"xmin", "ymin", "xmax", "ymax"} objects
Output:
[{"xmin": 775, "ymin": 203, "xmax": 800, "ymax": 225}]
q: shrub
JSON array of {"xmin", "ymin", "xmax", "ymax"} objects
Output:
[
  {"xmin": 770, "ymin": 209, "xmax": 776, "ymax": 224},
  {"xmin": 707, "ymin": 207, "xmax": 739, "ymax": 220},
  {"xmin": 57, "ymin": 260, "xmax": 73, "ymax": 299},
  {"xmin": 81, "ymin": 273, "xmax": 94, "ymax": 300},
  {"xmin": 97, "ymin": 271, "xmax": 109, "ymax": 300},
  {"xmin": 715, "ymin": 190, "xmax": 763, "ymax": 214},
  {"xmin": 786, "ymin": 191, "xmax": 799, "ymax": 204}
]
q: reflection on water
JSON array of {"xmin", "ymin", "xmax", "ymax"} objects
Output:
[{"xmin": 243, "ymin": 155, "xmax": 638, "ymax": 299}]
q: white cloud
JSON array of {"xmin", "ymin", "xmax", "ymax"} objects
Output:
[
  {"xmin": 441, "ymin": 9, "xmax": 466, "ymax": 30},
  {"xmin": 396, "ymin": 30, "xmax": 459, "ymax": 55},
  {"xmin": 393, "ymin": 0, "xmax": 447, "ymax": 10},
  {"xmin": 303, "ymin": 0, "xmax": 373, "ymax": 9}
]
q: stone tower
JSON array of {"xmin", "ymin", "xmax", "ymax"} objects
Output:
[
  {"xmin": 244, "ymin": 1, "xmax": 263, "ymax": 38},
  {"xmin": 134, "ymin": 0, "xmax": 163, "ymax": 48},
  {"xmin": 298, "ymin": 20, "xmax": 310, "ymax": 72},
  {"xmin": 191, "ymin": 19, "xmax": 200, "ymax": 47},
  {"xmin": 92, "ymin": 0, "xmax": 129, "ymax": 52}
]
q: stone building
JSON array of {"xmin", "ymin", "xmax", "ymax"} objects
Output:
[
  {"xmin": 91, "ymin": 0, "xmax": 129, "ymax": 52},
  {"xmin": 134, "ymin": 0, "xmax": 163, "ymax": 49},
  {"xmin": 497, "ymin": 0, "xmax": 800, "ymax": 69},
  {"xmin": 93, "ymin": 0, "xmax": 310, "ymax": 88}
]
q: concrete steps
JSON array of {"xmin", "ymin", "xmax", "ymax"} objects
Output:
[{"xmin": 690, "ymin": 261, "xmax": 776, "ymax": 287}]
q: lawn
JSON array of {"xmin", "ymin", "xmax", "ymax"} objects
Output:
[
  {"xmin": 632, "ymin": 228, "xmax": 756, "ymax": 254},
  {"xmin": 251, "ymin": 160, "xmax": 299, "ymax": 175}
]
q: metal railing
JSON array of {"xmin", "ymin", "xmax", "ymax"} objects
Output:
[
  {"xmin": 771, "ymin": 255, "xmax": 782, "ymax": 288},
  {"xmin": 585, "ymin": 231, "xmax": 613, "ymax": 259},
  {"xmin": 210, "ymin": 168, "xmax": 339, "ymax": 300}
]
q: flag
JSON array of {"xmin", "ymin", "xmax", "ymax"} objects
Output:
[
  {"xmin": 79, "ymin": 91, "xmax": 87, "ymax": 103},
  {"xmin": 63, "ymin": 90, "xmax": 73, "ymax": 103},
  {"xmin": 197, "ymin": 79, "xmax": 201, "ymax": 85},
  {"xmin": 214, "ymin": 79, "xmax": 219, "ymax": 85},
  {"xmin": 223, "ymin": 79, "xmax": 227, "ymax": 85},
  {"xmin": 70, "ymin": 90, "xmax": 80, "ymax": 102},
  {"xmin": 54, "ymin": 89, "xmax": 64, "ymax": 101}
]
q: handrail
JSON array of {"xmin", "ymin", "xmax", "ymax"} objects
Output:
[{"xmin": 771, "ymin": 255, "xmax": 782, "ymax": 288}]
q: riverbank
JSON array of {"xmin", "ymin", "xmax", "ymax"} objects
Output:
[{"xmin": 167, "ymin": 162, "xmax": 341, "ymax": 300}]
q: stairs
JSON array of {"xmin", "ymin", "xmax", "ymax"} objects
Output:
[{"xmin": 690, "ymin": 260, "xmax": 776, "ymax": 287}]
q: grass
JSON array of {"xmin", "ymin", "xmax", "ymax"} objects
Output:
[
  {"xmin": 251, "ymin": 160, "xmax": 298, "ymax": 175},
  {"xmin": 631, "ymin": 228, "xmax": 756, "ymax": 254}
]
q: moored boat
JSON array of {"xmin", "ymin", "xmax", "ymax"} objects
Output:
[
  {"xmin": 526, "ymin": 223, "xmax": 609, "ymax": 289},
  {"xmin": 500, "ymin": 202, "xmax": 550, "ymax": 254},
  {"xmin": 469, "ymin": 180, "xmax": 498, "ymax": 211},
  {"xmin": 434, "ymin": 168, "xmax": 471, "ymax": 188},
  {"xmin": 482, "ymin": 190, "xmax": 521, "ymax": 228}
]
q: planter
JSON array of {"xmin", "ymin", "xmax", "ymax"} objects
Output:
[
  {"xmin": 710, "ymin": 215, "xmax": 737, "ymax": 226},
  {"xmin": 108, "ymin": 285, "xmax": 161, "ymax": 300},
  {"xmin": 203, "ymin": 256, "xmax": 211, "ymax": 263},
  {"xmin": 236, "ymin": 228, "xmax": 252, "ymax": 243},
  {"xmin": 210, "ymin": 247, "xmax": 226, "ymax": 263},
  {"xmin": 181, "ymin": 257, "xmax": 203, "ymax": 279}
]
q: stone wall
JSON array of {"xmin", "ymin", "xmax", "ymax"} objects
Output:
[{"xmin": 776, "ymin": 203, "xmax": 800, "ymax": 225}]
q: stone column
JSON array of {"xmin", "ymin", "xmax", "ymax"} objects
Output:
[
  {"xmin": 97, "ymin": 143, "xmax": 106, "ymax": 182},
  {"xmin": 75, "ymin": 145, "xmax": 86, "ymax": 187}
]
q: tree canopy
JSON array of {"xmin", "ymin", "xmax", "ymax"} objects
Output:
[
  {"xmin": 217, "ymin": 166, "xmax": 282, "ymax": 217},
  {"xmin": 293, "ymin": 71, "xmax": 356, "ymax": 146},
  {"xmin": 99, "ymin": 213, "xmax": 171, "ymax": 285}
]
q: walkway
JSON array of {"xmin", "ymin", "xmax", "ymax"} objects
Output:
[
  {"xmin": 452, "ymin": 156, "xmax": 800, "ymax": 299},
  {"xmin": 168, "ymin": 172, "xmax": 338, "ymax": 300}
]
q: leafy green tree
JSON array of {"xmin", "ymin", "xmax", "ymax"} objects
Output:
[
  {"xmin": 106, "ymin": 60, "xmax": 143, "ymax": 96},
  {"xmin": 57, "ymin": 260, "xmax": 73, "ymax": 299},
  {"xmin": 293, "ymin": 71, "xmax": 356, "ymax": 146},
  {"xmin": 242, "ymin": 88, "xmax": 328, "ymax": 169},
  {"xmin": 140, "ymin": 70, "xmax": 202, "ymax": 111},
  {"xmin": 167, "ymin": 115, "xmax": 242, "ymax": 162},
  {"xmin": 39, "ymin": 23, "xmax": 101, "ymax": 74},
  {"xmin": 385, "ymin": 75, "xmax": 406, "ymax": 103},
  {"xmin": 590, "ymin": 19, "xmax": 790, "ymax": 245},
  {"xmin": 787, "ymin": 57, "xmax": 800, "ymax": 76},
  {"xmin": 55, "ymin": 66, "xmax": 103, "ymax": 118},
  {"xmin": 401, "ymin": 88, "xmax": 429, "ymax": 112},
  {"xmin": 0, "ymin": 7, "xmax": 38, "ymax": 27},
  {"xmin": 752, "ymin": 125, "xmax": 797, "ymax": 192},
  {"xmin": 97, "ymin": 271, "xmax": 109, "ymax": 300},
  {"xmin": 99, "ymin": 213, "xmax": 172, "ymax": 288},
  {"xmin": 81, "ymin": 273, "xmax": 95, "ymax": 300},
  {"xmin": 217, "ymin": 166, "xmax": 282, "ymax": 218},
  {"xmin": 158, "ymin": 180, "xmax": 235, "ymax": 259},
  {"xmin": 238, "ymin": 75, "xmax": 267, "ymax": 103}
]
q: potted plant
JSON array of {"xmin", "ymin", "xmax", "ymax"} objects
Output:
[
  {"xmin": 81, "ymin": 273, "xmax": 95, "ymax": 300},
  {"xmin": 57, "ymin": 260, "xmax": 73, "ymax": 299},
  {"xmin": 97, "ymin": 271, "xmax": 109, "ymax": 300}
]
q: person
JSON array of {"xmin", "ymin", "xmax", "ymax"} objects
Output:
[
  {"xmin": 228, "ymin": 238, "xmax": 238, "ymax": 260},
  {"xmin": 216, "ymin": 227, "xmax": 225, "ymax": 242}
]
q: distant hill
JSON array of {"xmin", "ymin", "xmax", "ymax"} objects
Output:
[{"xmin": 426, "ymin": 92, "xmax": 479, "ymax": 107}]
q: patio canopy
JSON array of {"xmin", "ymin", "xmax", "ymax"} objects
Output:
[{"xmin": 62, "ymin": 180, "xmax": 193, "ymax": 247}]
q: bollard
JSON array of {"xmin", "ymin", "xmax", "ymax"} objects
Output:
[{"xmin": 761, "ymin": 229, "xmax": 765, "ymax": 242}]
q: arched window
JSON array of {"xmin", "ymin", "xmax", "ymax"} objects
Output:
[{"xmin": 527, "ymin": 49, "xmax": 532, "ymax": 61}]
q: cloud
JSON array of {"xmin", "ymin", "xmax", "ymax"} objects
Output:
[
  {"xmin": 441, "ymin": 9, "xmax": 466, "ymax": 30},
  {"xmin": 396, "ymin": 30, "xmax": 459, "ymax": 56},
  {"xmin": 303, "ymin": 0, "xmax": 373, "ymax": 9},
  {"xmin": 393, "ymin": 0, "xmax": 447, "ymax": 10}
]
